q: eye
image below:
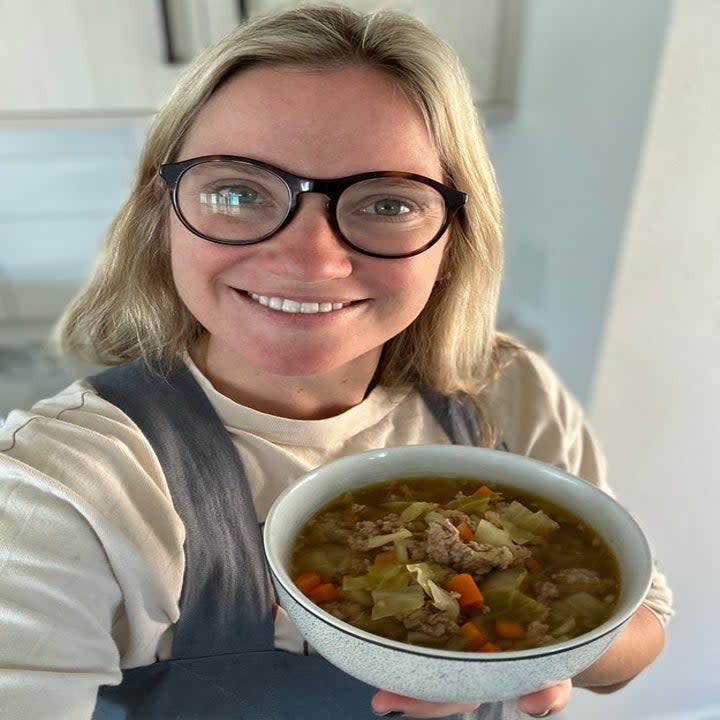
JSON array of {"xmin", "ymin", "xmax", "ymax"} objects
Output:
[
  {"xmin": 203, "ymin": 184, "xmax": 267, "ymax": 205},
  {"xmin": 360, "ymin": 197, "xmax": 414, "ymax": 217}
]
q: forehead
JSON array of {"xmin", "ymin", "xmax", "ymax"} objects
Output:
[{"xmin": 179, "ymin": 64, "xmax": 443, "ymax": 179}]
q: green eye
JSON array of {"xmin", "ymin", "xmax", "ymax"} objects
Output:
[
  {"xmin": 222, "ymin": 186, "xmax": 260, "ymax": 204},
  {"xmin": 369, "ymin": 199, "xmax": 410, "ymax": 216}
]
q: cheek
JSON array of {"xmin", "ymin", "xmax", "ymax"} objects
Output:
[
  {"xmin": 384, "ymin": 244, "xmax": 446, "ymax": 299},
  {"xmin": 169, "ymin": 224, "xmax": 239, "ymax": 291}
]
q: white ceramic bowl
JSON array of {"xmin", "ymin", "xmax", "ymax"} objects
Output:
[{"xmin": 263, "ymin": 445, "xmax": 653, "ymax": 703}]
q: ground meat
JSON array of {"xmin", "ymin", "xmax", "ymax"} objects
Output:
[
  {"xmin": 424, "ymin": 519, "xmax": 530, "ymax": 576},
  {"xmin": 323, "ymin": 600, "xmax": 368, "ymax": 625},
  {"xmin": 443, "ymin": 510, "xmax": 473, "ymax": 527},
  {"xmin": 399, "ymin": 603, "xmax": 460, "ymax": 637},
  {"xmin": 346, "ymin": 514, "xmax": 405, "ymax": 551},
  {"xmin": 526, "ymin": 621, "xmax": 554, "ymax": 646},
  {"xmin": 534, "ymin": 580, "xmax": 561, "ymax": 604}
]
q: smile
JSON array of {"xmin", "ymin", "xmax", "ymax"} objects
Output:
[{"xmin": 248, "ymin": 292, "xmax": 352, "ymax": 314}]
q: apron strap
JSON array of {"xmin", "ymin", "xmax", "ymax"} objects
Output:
[
  {"xmin": 89, "ymin": 359, "xmax": 275, "ymax": 656},
  {"xmin": 418, "ymin": 387, "xmax": 483, "ymax": 446}
]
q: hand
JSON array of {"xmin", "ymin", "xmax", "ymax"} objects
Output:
[{"xmin": 371, "ymin": 680, "xmax": 572, "ymax": 718}]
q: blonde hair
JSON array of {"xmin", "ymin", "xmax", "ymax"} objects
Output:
[{"xmin": 59, "ymin": 3, "xmax": 518, "ymax": 439}]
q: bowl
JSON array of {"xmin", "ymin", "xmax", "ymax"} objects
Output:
[{"xmin": 263, "ymin": 445, "xmax": 653, "ymax": 703}]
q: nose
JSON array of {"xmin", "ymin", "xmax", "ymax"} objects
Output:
[{"xmin": 261, "ymin": 194, "xmax": 354, "ymax": 282}]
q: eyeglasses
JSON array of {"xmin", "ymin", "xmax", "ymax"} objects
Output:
[{"xmin": 159, "ymin": 155, "xmax": 466, "ymax": 259}]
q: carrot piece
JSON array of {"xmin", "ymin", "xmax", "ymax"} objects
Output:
[
  {"xmin": 308, "ymin": 582, "xmax": 339, "ymax": 604},
  {"xmin": 495, "ymin": 619, "xmax": 527, "ymax": 640},
  {"xmin": 479, "ymin": 641, "xmax": 500, "ymax": 653},
  {"xmin": 473, "ymin": 485, "xmax": 493, "ymax": 497},
  {"xmin": 456, "ymin": 521, "xmax": 475, "ymax": 543},
  {"xmin": 446, "ymin": 573, "xmax": 485, "ymax": 609},
  {"xmin": 294, "ymin": 572, "xmax": 322, "ymax": 594},
  {"xmin": 525, "ymin": 556, "xmax": 543, "ymax": 575},
  {"xmin": 459, "ymin": 621, "xmax": 489, "ymax": 651},
  {"xmin": 374, "ymin": 551, "xmax": 396, "ymax": 565}
]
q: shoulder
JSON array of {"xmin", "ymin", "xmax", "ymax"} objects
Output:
[
  {"xmin": 0, "ymin": 378, "xmax": 182, "ymax": 545},
  {"xmin": 484, "ymin": 348, "xmax": 608, "ymax": 487}
]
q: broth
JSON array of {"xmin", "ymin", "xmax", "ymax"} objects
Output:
[{"xmin": 289, "ymin": 476, "xmax": 620, "ymax": 652}]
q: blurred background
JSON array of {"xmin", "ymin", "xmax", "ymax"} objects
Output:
[{"xmin": 0, "ymin": 0, "xmax": 716, "ymax": 717}]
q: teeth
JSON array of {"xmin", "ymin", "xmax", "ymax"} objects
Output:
[{"xmin": 249, "ymin": 293, "xmax": 350, "ymax": 314}]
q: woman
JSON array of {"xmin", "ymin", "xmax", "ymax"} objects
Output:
[{"xmin": 0, "ymin": 5, "xmax": 671, "ymax": 719}]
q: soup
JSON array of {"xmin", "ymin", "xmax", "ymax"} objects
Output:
[{"xmin": 289, "ymin": 476, "xmax": 620, "ymax": 652}]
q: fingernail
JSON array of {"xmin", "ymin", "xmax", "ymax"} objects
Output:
[
  {"xmin": 372, "ymin": 712, "xmax": 405, "ymax": 718},
  {"xmin": 527, "ymin": 711, "xmax": 552, "ymax": 718}
]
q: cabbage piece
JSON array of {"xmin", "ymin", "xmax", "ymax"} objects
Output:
[
  {"xmin": 407, "ymin": 562, "xmax": 460, "ymax": 619},
  {"xmin": 400, "ymin": 501, "xmax": 437, "ymax": 522},
  {"xmin": 474, "ymin": 519, "xmax": 514, "ymax": 547},
  {"xmin": 341, "ymin": 588, "xmax": 374, "ymax": 608},
  {"xmin": 500, "ymin": 501, "xmax": 559, "ymax": 538},
  {"xmin": 482, "ymin": 567, "xmax": 528, "ymax": 592},
  {"xmin": 371, "ymin": 584, "xmax": 425, "ymax": 620},
  {"xmin": 550, "ymin": 592, "xmax": 611, "ymax": 632},
  {"xmin": 292, "ymin": 545, "xmax": 363, "ymax": 578},
  {"xmin": 550, "ymin": 616, "xmax": 577, "ymax": 637},
  {"xmin": 366, "ymin": 527, "xmax": 413, "ymax": 549},
  {"xmin": 483, "ymin": 588, "xmax": 549, "ymax": 622},
  {"xmin": 427, "ymin": 580, "xmax": 460, "ymax": 620},
  {"xmin": 405, "ymin": 562, "xmax": 437, "ymax": 594},
  {"xmin": 342, "ymin": 575, "xmax": 370, "ymax": 592},
  {"xmin": 366, "ymin": 562, "xmax": 410, "ymax": 591},
  {"xmin": 394, "ymin": 539, "xmax": 411, "ymax": 562},
  {"xmin": 448, "ymin": 495, "xmax": 491, "ymax": 515}
]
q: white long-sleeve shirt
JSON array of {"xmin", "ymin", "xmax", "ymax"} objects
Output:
[{"xmin": 0, "ymin": 349, "xmax": 673, "ymax": 719}]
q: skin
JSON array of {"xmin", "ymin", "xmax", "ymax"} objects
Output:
[
  {"xmin": 170, "ymin": 65, "xmax": 666, "ymax": 717},
  {"xmin": 172, "ymin": 65, "xmax": 449, "ymax": 420}
]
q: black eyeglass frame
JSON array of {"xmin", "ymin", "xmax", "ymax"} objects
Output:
[{"xmin": 159, "ymin": 154, "xmax": 467, "ymax": 259}]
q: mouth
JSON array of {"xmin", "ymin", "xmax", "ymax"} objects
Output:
[{"xmin": 246, "ymin": 292, "xmax": 354, "ymax": 315}]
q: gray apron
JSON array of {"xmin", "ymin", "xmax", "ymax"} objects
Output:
[{"xmin": 88, "ymin": 359, "xmax": 503, "ymax": 720}]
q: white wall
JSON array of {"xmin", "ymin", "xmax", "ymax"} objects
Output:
[
  {"xmin": 488, "ymin": 0, "xmax": 671, "ymax": 403},
  {"xmin": 576, "ymin": 1, "xmax": 720, "ymax": 717}
]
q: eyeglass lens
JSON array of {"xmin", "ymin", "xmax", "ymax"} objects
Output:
[{"xmin": 174, "ymin": 160, "xmax": 448, "ymax": 256}]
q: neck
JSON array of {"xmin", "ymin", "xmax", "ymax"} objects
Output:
[{"xmin": 189, "ymin": 339, "xmax": 381, "ymax": 420}]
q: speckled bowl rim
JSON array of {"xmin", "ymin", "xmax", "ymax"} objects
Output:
[{"xmin": 264, "ymin": 445, "xmax": 653, "ymax": 662}]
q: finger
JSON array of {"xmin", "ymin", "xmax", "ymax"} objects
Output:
[
  {"xmin": 515, "ymin": 679, "xmax": 572, "ymax": 717},
  {"xmin": 371, "ymin": 689, "xmax": 479, "ymax": 718}
]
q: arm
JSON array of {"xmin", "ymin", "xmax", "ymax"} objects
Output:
[
  {"xmin": 572, "ymin": 604, "xmax": 666, "ymax": 693},
  {"xmin": 371, "ymin": 606, "xmax": 666, "ymax": 718},
  {"xmin": 0, "ymin": 390, "xmax": 184, "ymax": 719},
  {"xmin": 372, "ymin": 351, "xmax": 672, "ymax": 717}
]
